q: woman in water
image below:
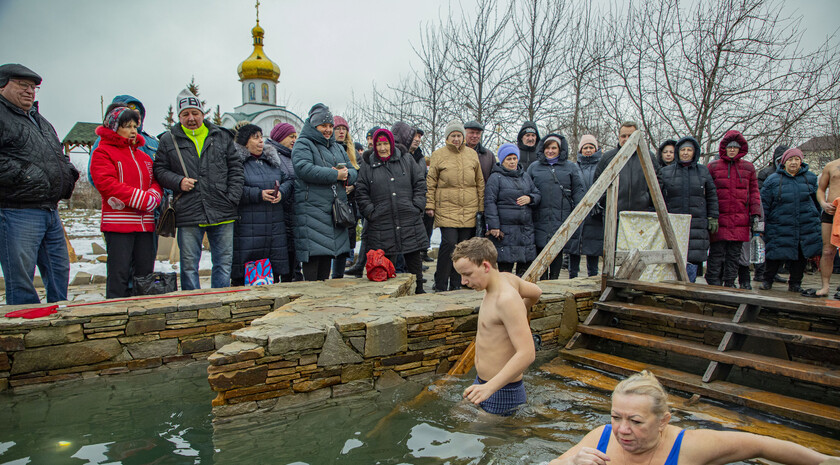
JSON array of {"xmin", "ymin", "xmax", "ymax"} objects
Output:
[{"xmin": 549, "ymin": 370, "xmax": 834, "ymax": 465}]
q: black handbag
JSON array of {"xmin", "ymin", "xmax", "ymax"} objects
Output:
[
  {"xmin": 156, "ymin": 193, "xmax": 177, "ymax": 237},
  {"xmin": 332, "ymin": 184, "xmax": 356, "ymax": 228},
  {"xmin": 132, "ymin": 272, "xmax": 178, "ymax": 295},
  {"xmin": 155, "ymin": 133, "xmax": 189, "ymax": 237}
]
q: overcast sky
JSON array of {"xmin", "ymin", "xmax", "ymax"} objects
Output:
[{"xmin": 1, "ymin": 0, "xmax": 837, "ymax": 142}]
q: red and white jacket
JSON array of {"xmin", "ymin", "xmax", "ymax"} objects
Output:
[{"xmin": 90, "ymin": 126, "xmax": 162, "ymax": 233}]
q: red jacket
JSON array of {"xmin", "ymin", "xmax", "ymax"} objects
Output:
[
  {"xmin": 707, "ymin": 130, "xmax": 761, "ymax": 242},
  {"xmin": 90, "ymin": 126, "xmax": 162, "ymax": 233}
]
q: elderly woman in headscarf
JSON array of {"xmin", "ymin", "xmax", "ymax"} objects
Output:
[
  {"xmin": 230, "ymin": 124, "xmax": 293, "ymax": 286},
  {"xmin": 292, "ymin": 103, "xmax": 358, "ymax": 281},
  {"xmin": 356, "ymin": 128, "xmax": 428, "ymax": 293},
  {"xmin": 425, "ymin": 120, "xmax": 485, "ymax": 292}
]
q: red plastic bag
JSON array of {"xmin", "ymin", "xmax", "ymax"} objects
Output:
[{"xmin": 365, "ymin": 249, "xmax": 396, "ymax": 282}]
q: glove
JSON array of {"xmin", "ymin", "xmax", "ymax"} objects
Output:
[
  {"xmin": 751, "ymin": 215, "xmax": 761, "ymax": 233},
  {"xmin": 708, "ymin": 217, "xmax": 719, "ymax": 235}
]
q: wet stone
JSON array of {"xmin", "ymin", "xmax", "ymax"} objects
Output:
[{"xmin": 11, "ymin": 339, "xmax": 122, "ymax": 374}]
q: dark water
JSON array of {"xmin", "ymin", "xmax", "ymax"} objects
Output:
[{"xmin": 0, "ymin": 353, "xmax": 777, "ymax": 464}]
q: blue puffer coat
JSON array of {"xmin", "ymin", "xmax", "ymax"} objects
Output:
[
  {"xmin": 761, "ymin": 164, "xmax": 821, "ymax": 261},
  {"xmin": 658, "ymin": 137, "xmax": 719, "ymax": 263},
  {"xmin": 527, "ymin": 134, "xmax": 585, "ymax": 249},
  {"xmin": 568, "ymin": 149, "xmax": 604, "ymax": 256},
  {"xmin": 484, "ymin": 163, "xmax": 541, "ymax": 263},
  {"xmin": 231, "ymin": 144, "xmax": 293, "ymax": 284},
  {"xmin": 292, "ymin": 119, "xmax": 358, "ymax": 262}
]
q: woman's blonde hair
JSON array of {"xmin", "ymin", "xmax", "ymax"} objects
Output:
[
  {"xmin": 612, "ymin": 370, "xmax": 670, "ymax": 417},
  {"xmin": 344, "ymin": 132, "xmax": 359, "ymax": 169}
]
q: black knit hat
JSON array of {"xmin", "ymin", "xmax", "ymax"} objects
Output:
[
  {"xmin": 0, "ymin": 63, "xmax": 42, "ymax": 87},
  {"xmin": 235, "ymin": 124, "xmax": 263, "ymax": 146}
]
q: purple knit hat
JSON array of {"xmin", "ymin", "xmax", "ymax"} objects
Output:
[
  {"xmin": 270, "ymin": 123, "xmax": 296, "ymax": 143},
  {"xmin": 333, "ymin": 115, "xmax": 349, "ymax": 130},
  {"xmin": 779, "ymin": 148, "xmax": 803, "ymax": 167}
]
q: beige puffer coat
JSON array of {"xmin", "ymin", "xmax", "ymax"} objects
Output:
[{"xmin": 425, "ymin": 142, "xmax": 484, "ymax": 228}]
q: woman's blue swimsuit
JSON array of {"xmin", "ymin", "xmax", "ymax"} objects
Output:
[{"xmin": 596, "ymin": 425, "xmax": 685, "ymax": 465}]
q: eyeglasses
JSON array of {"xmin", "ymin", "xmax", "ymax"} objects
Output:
[{"xmin": 11, "ymin": 80, "xmax": 40, "ymax": 92}]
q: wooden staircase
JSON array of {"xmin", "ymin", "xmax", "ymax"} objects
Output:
[{"xmin": 560, "ymin": 278, "xmax": 840, "ymax": 430}]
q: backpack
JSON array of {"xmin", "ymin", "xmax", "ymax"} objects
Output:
[{"xmin": 365, "ymin": 249, "xmax": 396, "ymax": 282}]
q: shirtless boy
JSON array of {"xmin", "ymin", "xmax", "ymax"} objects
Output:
[
  {"xmin": 814, "ymin": 158, "xmax": 840, "ymax": 298},
  {"xmin": 452, "ymin": 237, "xmax": 537, "ymax": 415}
]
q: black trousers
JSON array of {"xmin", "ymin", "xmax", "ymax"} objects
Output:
[
  {"xmin": 569, "ymin": 254, "xmax": 599, "ymax": 278},
  {"xmin": 302, "ymin": 255, "xmax": 332, "ymax": 281},
  {"xmin": 764, "ymin": 249, "xmax": 806, "ymax": 288},
  {"xmin": 104, "ymin": 231, "xmax": 155, "ymax": 299},
  {"xmin": 498, "ymin": 261, "xmax": 529, "ymax": 277},
  {"xmin": 435, "ymin": 227, "xmax": 474, "ymax": 291},
  {"xmin": 536, "ymin": 246, "xmax": 564, "ymax": 280},
  {"xmin": 705, "ymin": 240, "xmax": 743, "ymax": 286},
  {"xmin": 423, "ymin": 213, "xmax": 435, "ymax": 250},
  {"xmin": 387, "ymin": 250, "xmax": 423, "ymax": 293}
]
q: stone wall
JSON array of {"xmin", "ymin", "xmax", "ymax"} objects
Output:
[
  {"xmin": 207, "ymin": 278, "xmax": 600, "ymax": 421},
  {"xmin": 0, "ymin": 278, "xmax": 422, "ymax": 392}
]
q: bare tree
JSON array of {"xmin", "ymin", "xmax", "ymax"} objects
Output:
[
  {"xmin": 509, "ymin": 0, "xmax": 567, "ymax": 123},
  {"xmin": 444, "ymin": 0, "xmax": 515, "ymax": 125},
  {"xmin": 599, "ymin": 0, "xmax": 840, "ymax": 162}
]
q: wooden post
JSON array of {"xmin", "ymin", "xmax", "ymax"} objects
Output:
[
  {"xmin": 522, "ymin": 130, "xmax": 644, "ymax": 283},
  {"xmin": 603, "ymin": 181, "xmax": 619, "ymax": 280},
  {"xmin": 635, "ymin": 142, "xmax": 690, "ymax": 281}
]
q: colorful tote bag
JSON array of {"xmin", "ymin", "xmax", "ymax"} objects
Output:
[{"xmin": 245, "ymin": 258, "xmax": 273, "ymax": 286}]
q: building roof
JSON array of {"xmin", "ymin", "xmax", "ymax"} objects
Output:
[
  {"xmin": 62, "ymin": 122, "xmax": 99, "ymax": 146},
  {"xmin": 800, "ymin": 135, "xmax": 840, "ymax": 152}
]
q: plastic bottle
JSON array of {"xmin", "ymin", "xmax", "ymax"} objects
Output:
[{"xmin": 750, "ymin": 233, "xmax": 765, "ymax": 264}]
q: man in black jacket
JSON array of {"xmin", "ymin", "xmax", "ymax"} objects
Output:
[
  {"xmin": 0, "ymin": 64, "xmax": 79, "ymax": 304},
  {"xmin": 516, "ymin": 121, "xmax": 541, "ymax": 170},
  {"xmin": 593, "ymin": 121, "xmax": 660, "ymax": 213},
  {"xmin": 153, "ymin": 89, "xmax": 244, "ymax": 290},
  {"xmin": 465, "ymin": 121, "xmax": 494, "ymax": 183}
]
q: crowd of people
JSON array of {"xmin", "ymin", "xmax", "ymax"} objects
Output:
[{"xmin": 2, "ymin": 62, "xmax": 839, "ymax": 304}]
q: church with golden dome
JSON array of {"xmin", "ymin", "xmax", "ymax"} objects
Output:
[{"xmin": 221, "ymin": 2, "xmax": 303, "ymax": 133}]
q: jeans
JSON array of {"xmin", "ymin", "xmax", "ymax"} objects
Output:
[
  {"xmin": 177, "ymin": 223, "xmax": 234, "ymax": 290},
  {"xmin": 686, "ymin": 262, "xmax": 698, "ymax": 283},
  {"xmin": 0, "ymin": 208, "xmax": 69, "ymax": 304}
]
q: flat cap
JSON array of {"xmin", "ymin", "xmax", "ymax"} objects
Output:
[
  {"xmin": 0, "ymin": 63, "xmax": 42, "ymax": 87},
  {"xmin": 464, "ymin": 120, "xmax": 484, "ymax": 131}
]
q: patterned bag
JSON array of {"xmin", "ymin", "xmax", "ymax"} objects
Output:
[{"xmin": 245, "ymin": 258, "xmax": 274, "ymax": 286}]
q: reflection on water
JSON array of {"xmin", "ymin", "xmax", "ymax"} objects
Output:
[{"xmin": 0, "ymin": 352, "xmax": 760, "ymax": 464}]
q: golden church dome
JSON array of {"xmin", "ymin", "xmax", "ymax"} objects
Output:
[{"xmin": 237, "ymin": 21, "xmax": 280, "ymax": 82}]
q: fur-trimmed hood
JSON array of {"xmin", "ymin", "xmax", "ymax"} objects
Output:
[{"xmin": 236, "ymin": 141, "xmax": 282, "ymax": 168}]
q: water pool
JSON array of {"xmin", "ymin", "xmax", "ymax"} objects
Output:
[{"xmin": 0, "ymin": 351, "xmax": 802, "ymax": 464}]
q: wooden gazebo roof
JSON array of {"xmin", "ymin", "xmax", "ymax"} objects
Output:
[{"xmin": 62, "ymin": 122, "xmax": 99, "ymax": 154}]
